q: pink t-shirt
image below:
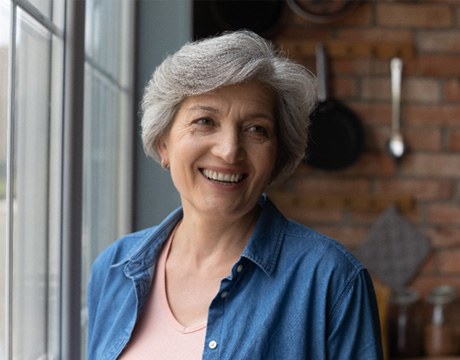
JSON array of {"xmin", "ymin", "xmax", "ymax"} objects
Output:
[{"xmin": 119, "ymin": 230, "xmax": 207, "ymax": 359}]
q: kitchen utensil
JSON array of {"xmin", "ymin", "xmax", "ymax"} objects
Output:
[
  {"xmin": 354, "ymin": 206, "xmax": 431, "ymax": 290},
  {"xmin": 305, "ymin": 43, "xmax": 364, "ymax": 170},
  {"xmin": 387, "ymin": 57, "xmax": 406, "ymax": 161}
]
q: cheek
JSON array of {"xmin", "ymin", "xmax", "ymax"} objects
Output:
[
  {"xmin": 169, "ymin": 138, "xmax": 205, "ymax": 168},
  {"xmin": 252, "ymin": 144, "xmax": 277, "ymax": 174}
]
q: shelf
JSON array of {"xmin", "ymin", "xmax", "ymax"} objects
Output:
[{"xmin": 276, "ymin": 40, "xmax": 415, "ymax": 60}]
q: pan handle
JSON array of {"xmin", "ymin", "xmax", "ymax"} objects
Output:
[{"xmin": 316, "ymin": 43, "xmax": 328, "ymax": 102}]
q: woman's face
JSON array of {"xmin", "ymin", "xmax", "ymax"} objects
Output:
[{"xmin": 157, "ymin": 81, "xmax": 278, "ymax": 220}]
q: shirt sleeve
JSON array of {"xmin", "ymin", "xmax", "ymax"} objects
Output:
[{"xmin": 326, "ymin": 269, "xmax": 384, "ymax": 360}]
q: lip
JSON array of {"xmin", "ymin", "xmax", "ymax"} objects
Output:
[{"xmin": 200, "ymin": 168, "xmax": 247, "ymax": 185}]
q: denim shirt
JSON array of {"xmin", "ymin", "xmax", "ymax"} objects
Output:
[{"xmin": 87, "ymin": 196, "xmax": 383, "ymax": 360}]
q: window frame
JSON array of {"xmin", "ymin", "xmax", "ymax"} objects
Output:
[{"xmin": 1, "ymin": 0, "xmax": 135, "ymax": 358}]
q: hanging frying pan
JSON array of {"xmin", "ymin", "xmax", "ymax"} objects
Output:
[
  {"xmin": 286, "ymin": 0, "xmax": 361, "ymax": 24},
  {"xmin": 305, "ymin": 43, "xmax": 364, "ymax": 170}
]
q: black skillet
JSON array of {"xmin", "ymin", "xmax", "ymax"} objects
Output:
[{"xmin": 305, "ymin": 43, "xmax": 364, "ymax": 170}]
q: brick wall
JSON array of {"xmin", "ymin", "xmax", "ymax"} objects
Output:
[{"xmin": 270, "ymin": 0, "xmax": 460, "ymax": 296}]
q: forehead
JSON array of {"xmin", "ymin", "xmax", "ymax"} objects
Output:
[{"xmin": 178, "ymin": 81, "xmax": 276, "ymax": 115}]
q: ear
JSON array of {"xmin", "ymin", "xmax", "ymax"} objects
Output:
[{"xmin": 156, "ymin": 136, "xmax": 169, "ymax": 163}]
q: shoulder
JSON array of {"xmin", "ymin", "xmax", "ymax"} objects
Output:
[
  {"xmin": 91, "ymin": 226, "xmax": 159, "ymax": 272},
  {"xmin": 253, "ymin": 196, "xmax": 364, "ymax": 279},
  {"xmin": 91, "ymin": 206, "xmax": 184, "ymax": 272},
  {"xmin": 284, "ymin": 220, "xmax": 362, "ymax": 272}
]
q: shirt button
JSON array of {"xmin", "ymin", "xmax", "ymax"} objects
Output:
[
  {"xmin": 220, "ymin": 291, "xmax": 228, "ymax": 299},
  {"xmin": 236, "ymin": 264, "xmax": 243, "ymax": 273},
  {"xmin": 208, "ymin": 340, "xmax": 218, "ymax": 349}
]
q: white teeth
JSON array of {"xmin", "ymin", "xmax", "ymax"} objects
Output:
[{"xmin": 202, "ymin": 169, "xmax": 243, "ymax": 183}]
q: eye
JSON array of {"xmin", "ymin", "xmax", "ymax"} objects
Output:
[
  {"xmin": 246, "ymin": 124, "xmax": 269, "ymax": 137},
  {"xmin": 193, "ymin": 117, "xmax": 214, "ymax": 126}
]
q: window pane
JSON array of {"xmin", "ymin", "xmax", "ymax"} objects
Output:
[
  {"xmin": 18, "ymin": 0, "xmax": 65, "ymax": 31},
  {"xmin": 0, "ymin": 0, "xmax": 10, "ymax": 357},
  {"xmin": 81, "ymin": 0, "xmax": 134, "ymax": 354},
  {"xmin": 24, "ymin": 0, "xmax": 52, "ymax": 22},
  {"xmin": 12, "ymin": 8, "xmax": 63, "ymax": 358},
  {"xmin": 85, "ymin": 0, "xmax": 126, "ymax": 84},
  {"xmin": 81, "ymin": 0, "xmax": 134, "ymax": 268}
]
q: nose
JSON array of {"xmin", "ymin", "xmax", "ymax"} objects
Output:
[{"xmin": 211, "ymin": 127, "xmax": 245, "ymax": 164}]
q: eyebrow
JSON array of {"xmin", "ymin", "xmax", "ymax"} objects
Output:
[
  {"xmin": 185, "ymin": 104, "xmax": 275, "ymax": 122},
  {"xmin": 185, "ymin": 104, "xmax": 220, "ymax": 113}
]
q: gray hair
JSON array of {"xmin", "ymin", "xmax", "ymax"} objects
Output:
[{"xmin": 141, "ymin": 30, "xmax": 317, "ymax": 184}]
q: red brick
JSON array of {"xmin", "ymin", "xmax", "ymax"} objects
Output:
[
  {"xmin": 448, "ymin": 130, "xmax": 460, "ymax": 151},
  {"xmin": 338, "ymin": 28, "xmax": 413, "ymax": 43},
  {"xmin": 341, "ymin": 153, "xmax": 397, "ymax": 177},
  {"xmin": 426, "ymin": 227, "xmax": 460, "ymax": 248},
  {"xmin": 375, "ymin": 179, "xmax": 453, "ymax": 201},
  {"xmin": 419, "ymin": 31, "xmax": 460, "ymax": 53},
  {"xmin": 366, "ymin": 126, "xmax": 441, "ymax": 153},
  {"xmin": 418, "ymin": 254, "xmax": 437, "ymax": 275},
  {"xmin": 349, "ymin": 102, "xmax": 391, "ymax": 127},
  {"xmin": 405, "ymin": 104, "xmax": 460, "ymax": 127},
  {"xmin": 294, "ymin": 178, "xmax": 371, "ymax": 195},
  {"xmin": 404, "ymin": 78, "xmax": 442, "ymax": 103},
  {"xmin": 404, "ymin": 128, "xmax": 443, "ymax": 152},
  {"xmin": 329, "ymin": 76, "xmax": 358, "ymax": 100},
  {"xmin": 274, "ymin": 0, "xmax": 460, "ymax": 290},
  {"xmin": 348, "ymin": 208, "xmax": 385, "ymax": 226},
  {"xmin": 427, "ymin": 204, "xmax": 460, "ymax": 225},
  {"xmin": 365, "ymin": 127, "xmax": 388, "ymax": 152},
  {"xmin": 279, "ymin": 205, "xmax": 344, "ymax": 225},
  {"xmin": 377, "ymin": 3, "xmax": 452, "ymax": 28},
  {"xmin": 361, "ymin": 77, "xmax": 441, "ymax": 103},
  {"xmin": 361, "ymin": 78, "xmax": 390, "ymax": 102},
  {"xmin": 438, "ymin": 249, "xmax": 460, "ymax": 274},
  {"xmin": 333, "ymin": 58, "xmax": 388, "ymax": 77},
  {"xmin": 444, "ymin": 79, "xmax": 460, "ymax": 102},
  {"xmin": 402, "ymin": 153, "xmax": 460, "ymax": 177},
  {"xmin": 406, "ymin": 55, "xmax": 460, "ymax": 77},
  {"xmin": 314, "ymin": 225, "xmax": 369, "ymax": 249}
]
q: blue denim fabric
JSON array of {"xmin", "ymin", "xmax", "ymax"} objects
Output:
[{"xmin": 87, "ymin": 195, "xmax": 383, "ymax": 359}]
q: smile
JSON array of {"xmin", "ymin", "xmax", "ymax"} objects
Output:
[{"xmin": 201, "ymin": 169, "xmax": 245, "ymax": 184}]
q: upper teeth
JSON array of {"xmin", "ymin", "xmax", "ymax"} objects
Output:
[{"xmin": 202, "ymin": 169, "xmax": 243, "ymax": 183}]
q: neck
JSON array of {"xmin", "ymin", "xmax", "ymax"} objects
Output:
[{"xmin": 170, "ymin": 206, "xmax": 260, "ymax": 269}]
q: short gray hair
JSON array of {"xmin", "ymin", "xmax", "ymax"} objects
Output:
[{"xmin": 141, "ymin": 30, "xmax": 317, "ymax": 184}]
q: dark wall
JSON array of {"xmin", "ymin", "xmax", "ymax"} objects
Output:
[{"xmin": 193, "ymin": 0, "xmax": 288, "ymax": 40}]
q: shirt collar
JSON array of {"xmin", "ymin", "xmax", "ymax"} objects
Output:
[
  {"xmin": 241, "ymin": 194, "xmax": 287, "ymax": 277},
  {"xmin": 116, "ymin": 207, "xmax": 183, "ymax": 273},
  {"xmin": 120, "ymin": 194, "xmax": 286, "ymax": 277}
]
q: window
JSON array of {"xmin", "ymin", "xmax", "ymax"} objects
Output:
[
  {"xmin": 0, "ymin": 0, "xmax": 134, "ymax": 358},
  {"xmin": 81, "ymin": 0, "xmax": 134, "ymax": 351}
]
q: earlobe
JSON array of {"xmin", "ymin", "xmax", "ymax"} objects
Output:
[{"xmin": 160, "ymin": 158, "xmax": 169, "ymax": 169}]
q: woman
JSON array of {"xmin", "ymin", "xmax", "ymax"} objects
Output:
[{"xmin": 87, "ymin": 31, "xmax": 383, "ymax": 359}]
